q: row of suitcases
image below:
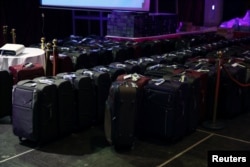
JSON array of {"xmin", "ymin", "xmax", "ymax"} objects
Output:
[
  {"xmin": 42, "ymin": 32, "xmax": 226, "ymax": 72},
  {"xmin": 8, "ymin": 35, "xmax": 250, "ymax": 150}
]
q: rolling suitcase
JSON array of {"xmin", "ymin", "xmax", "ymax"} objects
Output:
[
  {"xmin": 169, "ymin": 72, "xmax": 201, "ymax": 133},
  {"xmin": 33, "ymin": 76, "xmax": 75, "ymax": 136},
  {"xmin": 9, "ymin": 62, "xmax": 45, "ymax": 84},
  {"xmin": 92, "ymin": 65, "xmax": 126, "ymax": 81},
  {"xmin": 116, "ymin": 73, "xmax": 151, "ymax": 136},
  {"xmin": 56, "ymin": 72, "xmax": 96, "ymax": 129},
  {"xmin": 12, "ymin": 79, "xmax": 58, "ymax": 143},
  {"xmin": 0, "ymin": 70, "xmax": 13, "ymax": 118},
  {"xmin": 124, "ymin": 57, "xmax": 157, "ymax": 75},
  {"xmin": 218, "ymin": 63, "xmax": 247, "ymax": 118},
  {"xmin": 73, "ymin": 48, "xmax": 100, "ymax": 69},
  {"xmin": 140, "ymin": 78, "xmax": 189, "ymax": 141},
  {"xmin": 76, "ymin": 69, "xmax": 112, "ymax": 124},
  {"xmin": 104, "ymin": 81, "xmax": 138, "ymax": 150},
  {"xmin": 109, "ymin": 62, "xmax": 141, "ymax": 74}
]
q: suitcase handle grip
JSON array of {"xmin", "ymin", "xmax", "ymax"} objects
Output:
[
  {"xmin": 83, "ymin": 70, "xmax": 94, "ymax": 78},
  {"xmin": 23, "ymin": 62, "xmax": 34, "ymax": 68}
]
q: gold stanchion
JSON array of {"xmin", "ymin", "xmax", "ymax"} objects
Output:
[
  {"xmin": 10, "ymin": 28, "xmax": 16, "ymax": 44},
  {"xmin": 3, "ymin": 25, "xmax": 8, "ymax": 44},
  {"xmin": 52, "ymin": 39, "xmax": 59, "ymax": 76},
  {"xmin": 203, "ymin": 51, "xmax": 225, "ymax": 130},
  {"xmin": 41, "ymin": 37, "xmax": 46, "ymax": 50}
]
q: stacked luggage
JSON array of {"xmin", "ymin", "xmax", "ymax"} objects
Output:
[
  {"xmin": 10, "ymin": 33, "xmax": 250, "ymax": 150},
  {"xmin": 0, "ymin": 70, "xmax": 13, "ymax": 118}
]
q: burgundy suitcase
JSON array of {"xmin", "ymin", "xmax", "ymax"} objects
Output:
[{"xmin": 9, "ymin": 63, "xmax": 45, "ymax": 84}]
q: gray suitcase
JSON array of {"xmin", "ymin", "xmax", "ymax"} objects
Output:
[{"xmin": 12, "ymin": 79, "xmax": 58, "ymax": 143}]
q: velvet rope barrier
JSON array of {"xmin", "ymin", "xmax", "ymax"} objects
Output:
[{"xmin": 221, "ymin": 64, "xmax": 250, "ymax": 87}]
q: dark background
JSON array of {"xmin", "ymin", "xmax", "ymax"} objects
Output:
[{"xmin": 0, "ymin": 0, "xmax": 249, "ymax": 46}]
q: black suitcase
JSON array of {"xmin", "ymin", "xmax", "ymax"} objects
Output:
[
  {"xmin": 12, "ymin": 79, "xmax": 58, "ymax": 143},
  {"xmin": 33, "ymin": 76, "xmax": 75, "ymax": 136},
  {"xmin": 127, "ymin": 57, "xmax": 157, "ymax": 75},
  {"xmin": 140, "ymin": 78, "xmax": 189, "ymax": 141},
  {"xmin": 0, "ymin": 70, "xmax": 13, "ymax": 118},
  {"xmin": 218, "ymin": 63, "xmax": 247, "ymax": 118},
  {"xmin": 104, "ymin": 81, "xmax": 138, "ymax": 150},
  {"xmin": 76, "ymin": 69, "xmax": 112, "ymax": 124},
  {"xmin": 109, "ymin": 62, "xmax": 141, "ymax": 74},
  {"xmin": 56, "ymin": 72, "xmax": 96, "ymax": 129},
  {"xmin": 92, "ymin": 65, "xmax": 126, "ymax": 81},
  {"xmin": 112, "ymin": 43, "xmax": 134, "ymax": 62},
  {"xmin": 143, "ymin": 65, "xmax": 200, "ymax": 133},
  {"xmin": 144, "ymin": 64, "xmax": 186, "ymax": 78},
  {"xmin": 169, "ymin": 73, "xmax": 201, "ymax": 133},
  {"xmin": 74, "ymin": 48, "xmax": 100, "ymax": 69}
]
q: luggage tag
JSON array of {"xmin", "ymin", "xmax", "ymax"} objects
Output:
[
  {"xmin": 151, "ymin": 78, "xmax": 165, "ymax": 86},
  {"xmin": 62, "ymin": 73, "xmax": 76, "ymax": 79},
  {"xmin": 83, "ymin": 70, "xmax": 94, "ymax": 79},
  {"xmin": 138, "ymin": 57, "xmax": 154, "ymax": 65},
  {"xmin": 162, "ymin": 53, "xmax": 177, "ymax": 58},
  {"xmin": 114, "ymin": 63, "xmax": 126, "ymax": 68},
  {"xmin": 131, "ymin": 73, "xmax": 141, "ymax": 81},
  {"xmin": 122, "ymin": 73, "xmax": 141, "ymax": 82},
  {"xmin": 165, "ymin": 64, "xmax": 178, "ymax": 69},
  {"xmin": 147, "ymin": 64, "xmax": 164, "ymax": 70},
  {"xmin": 99, "ymin": 67, "xmax": 110, "ymax": 72},
  {"xmin": 121, "ymin": 80, "xmax": 138, "ymax": 88},
  {"xmin": 179, "ymin": 74, "xmax": 186, "ymax": 83},
  {"xmin": 231, "ymin": 62, "xmax": 246, "ymax": 68},
  {"xmin": 124, "ymin": 60, "xmax": 139, "ymax": 65},
  {"xmin": 93, "ymin": 66, "xmax": 110, "ymax": 73},
  {"xmin": 109, "ymin": 63, "xmax": 126, "ymax": 69},
  {"xmin": 38, "ymin": 79, "xmax": 54, "ymax": 85},
  {"xmin": 196, "ymin": 67, "xmax": 210, "ymax": 72},
  {"xmin": 62, "ymin": 73, "xmax": 76, "ymax": 84}
]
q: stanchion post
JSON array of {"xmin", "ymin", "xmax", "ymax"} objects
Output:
[
  {"xmin": 3, "ymin": 25, "xmax": 8, "ymax": 44},
  {"xmin": 203, "ymin": 51, "xmax": 225, "ymax": 130}
]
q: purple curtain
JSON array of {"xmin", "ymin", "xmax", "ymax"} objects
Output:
[{"xmin": 177, "ymin": 0, "xmax": 205, "ymax": 26}]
